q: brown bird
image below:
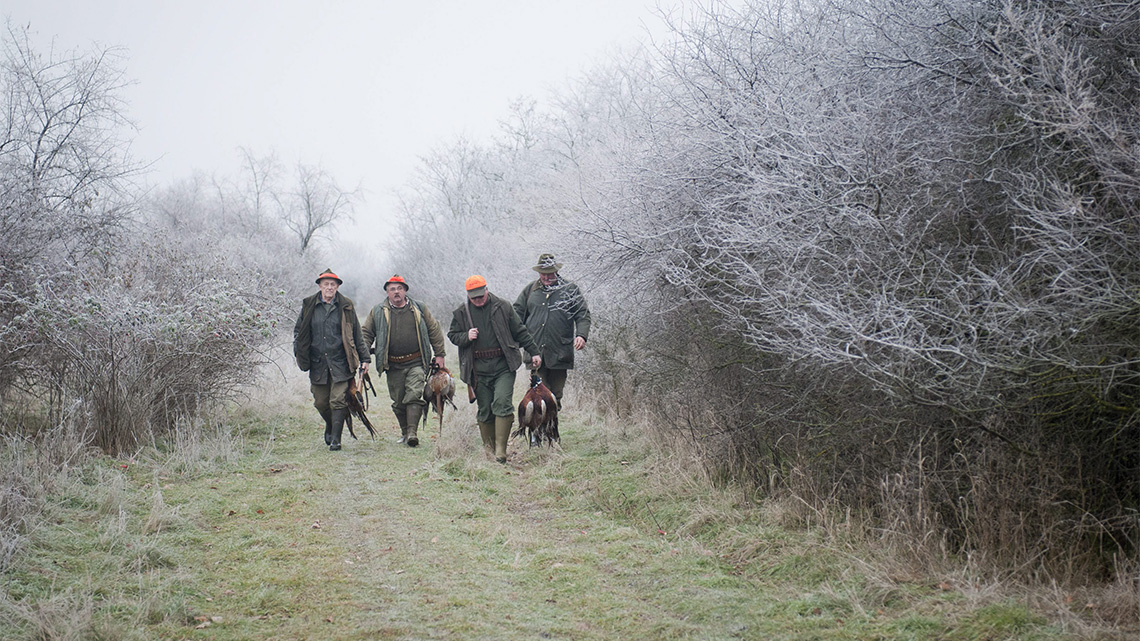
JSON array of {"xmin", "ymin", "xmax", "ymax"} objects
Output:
[
  {"xmin": 515, "ymin": 371, "xmax": 559, "ymax": 447},
  {"xmin": 344, "ymin": 374, "xmax": 377, "ymax": 439},
  {"xmin": 423, "ymin": 361, "xmax": 457, "ymax": 436}
]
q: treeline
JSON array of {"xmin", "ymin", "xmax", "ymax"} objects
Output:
[
  {"xmin": 385, "ymin": 0, "xmax": 1138, "ymax": 584},
  {"xmin": 0, "ymin": 27, "xmax": 345, "ymax": 453}
]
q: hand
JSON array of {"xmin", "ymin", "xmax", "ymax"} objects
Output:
[
  {"xmin": 360, "ymin": 363, "xmax": 370, "ymax": 374},
  {"xmin": 433, "ymin": 356, "xmax": 445, "ymax": 368},
  {"xmin": 467, "ymin": 328, "xmax": 478, "ymax": 341},
  {"xmin": 574, "ymin": 336, "xmax": 586, "ymax": 351},
  {"xmin": 531, "ymin": 355, "xmax": 542, "ymax": 369}
]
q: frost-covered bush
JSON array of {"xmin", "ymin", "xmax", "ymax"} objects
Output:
[{"xmin": 0, "ymin": 234, "xmax": 289, "ymax": 452}]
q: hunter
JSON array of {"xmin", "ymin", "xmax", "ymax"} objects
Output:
[
  {"xmin": 362, "ymin": 275, "xmax": 447, "ymax": 447},
  {"xmin": 513, "ymin": 253, "xmax": 591, "ymax": 410},
  {"xmin": 448, "ymin": 275, "xmax": 541, "ymax": 463},
  {"xmin": 293, "ymin": 268, "xmax": 371, "ymax": 451}
]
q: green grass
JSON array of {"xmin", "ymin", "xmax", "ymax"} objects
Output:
[{"xmin": 0, "ymin": 391, "xmax": 1099, "ymax": 640}]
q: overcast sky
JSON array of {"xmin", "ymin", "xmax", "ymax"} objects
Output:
[{"xmin": 4, "ymin": 0, "xmax": 706, "ymax": 245}]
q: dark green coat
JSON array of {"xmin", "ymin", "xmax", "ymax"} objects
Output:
[
  {"xmin": 293, "ymin": 291, "xmax": 370, "ymax": 378},
  {"xmin": 448, "ymin": 293, "xmax": 538, "ymax": 386},
  {"xmin": 513, "ymin": 277, "xmax": 591, "ymax": 370}
]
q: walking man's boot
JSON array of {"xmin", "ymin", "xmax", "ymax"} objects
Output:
[
  {"xmin": 329, "ymin": 408, "xmax": 347, "ymax": 451},
  {"xmin": 405, "ymin": 404, "xmax": 423, "ymax": 447},
  {"xmin": 493, "ymin": 415, "xmax": 513, "ymax": 464},
  {"xmin": 478, "ymin": 421, "xmax": 494, "ymax": 458},
  {"xmin": 319, "ymin": 407, "xmax": 333, "ymax": 446},
  {"xmin": 393, "ymin": 407, "xmax": 408, "ymax": 444}
]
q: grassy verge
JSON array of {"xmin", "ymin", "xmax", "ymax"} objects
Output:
[{"xmin": 0, "ymin": 389, "xmax": 1124, "ymax": 640}]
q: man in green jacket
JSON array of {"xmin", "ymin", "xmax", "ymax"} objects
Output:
[
  {"xmin": 293, "ymin": 268, "xmax": 371, "ymax": 451},
  {"xmin": 362, "ymin": 275, "xmax": 447, "ymax": 447},
  {"xmin": 448, "ymin": 275, "xmax": 541, "ymax": 463},
  {"xmin": 513, "ymin": 253, "xmax": 591, "ymax": 411}
]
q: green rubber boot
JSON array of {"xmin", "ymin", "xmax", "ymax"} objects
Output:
[
  {"xmin": 494, "ymin": 415, "xmax": 513, "ymax": 464},
  {"xmin": 393, "ymin": 407, "xmax": 408, "ymax": 444},
  {"xmin": 477, "ymin": 421, "xmax": 495, "ymax": 457},
  {"xmin": 405, "ymin": 404, "xmax": 423, "ymax": 447}
]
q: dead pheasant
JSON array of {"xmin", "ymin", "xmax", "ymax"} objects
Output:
[
  {"xmin": 423, "ymin": 361, "xmax": 457, "ymax": 436},
  {"xmin": 344, "ymin": 374, "xmax": 377, "ymax": 439},
  {"xmin": 515, "ymin": 371, "xmax": 559, "ymax": 447}
]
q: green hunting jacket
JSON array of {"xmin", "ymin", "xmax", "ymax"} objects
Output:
[
  {"xmin": 448, "ymin": 292, "xmax": 539, "ymax": 386},
  {"xmin": 293, "ymin": 291, "xmax": 370, "ymax": 376},
  {"xmin": 362, "ymin": 297, "xmax": 446, "ymax": 372},
  {"xmin": 513, "ymin": 277, "xmax": 591, "ymax": 370}
]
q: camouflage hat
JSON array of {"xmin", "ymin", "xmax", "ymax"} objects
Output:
[
  {"xmin": 532, "ymin": 253, "xmax": 562, "ymax": 274},
  {"xmin": 315, "ymin": 268, "xmax": 342, "ymax": 284}
]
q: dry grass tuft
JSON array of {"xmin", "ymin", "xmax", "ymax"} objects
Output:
[
  {"xmin": 0, "ymin": 588, "xmax": 96, "ymax": 641},
  {"xmin": 142, "ymin": 488, "xmax": 180, "ymax": 535}
]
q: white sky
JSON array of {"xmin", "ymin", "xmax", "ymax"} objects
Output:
[{"xmin": 4, "ymin": 0, "xmax": 699, "ymax": 243}]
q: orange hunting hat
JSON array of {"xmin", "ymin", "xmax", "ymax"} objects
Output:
[
  {"xmin": 384, "ymin": 275, "xmax": 408, "ymax": 290},
  {"xmin": 464, "ymin": 274, "xmax": 487, "ymax": 299},
  {"xmin": 315, "ymin": 268, "xmax": 342, "ymax": 284}
]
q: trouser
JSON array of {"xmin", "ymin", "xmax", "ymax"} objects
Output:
[
  {"xmin": 386, "ymin": 364, "xmax": 428, "ymax": 413},
  {"xmin": 472, "ymin": 369, "xmax": 517, "ymax": 424},
  {"xmin": 536, "ymin": 366, "xmax": 568, "ymax": 409},
  {"xmin": 311, "ymin": 379, "xmax": 350, "ymax": 414},
  {"xmin": 387, "ymin": 364, "xmax": 427, "ymax": 440},
  {"xmin": 312, "ymin": 380, "xmax": 350, "ymax": 449}
]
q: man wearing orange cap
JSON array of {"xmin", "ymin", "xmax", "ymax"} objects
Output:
[
  {"xmin": 362, "ymin": 274, "xmax": 446, "ymax": 447},
  {"xmin": 448, "ymin": 275, "xmax": 542, "ymax": 463},
  {"xmin": 293, "ymin": 268, "xmax": 371, "ymax": 451}
]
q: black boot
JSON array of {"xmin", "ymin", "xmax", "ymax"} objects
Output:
[
  {"xmin": 329, "ymin": 408, "xmax": 347, "ymax": 451},
  {"xmin": 319, "ymin": 408, "xmax": 333, "ymax": 445}
]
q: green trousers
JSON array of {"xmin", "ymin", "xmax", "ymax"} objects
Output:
[
  {"xmin": 311, "ymin": 380, "xmax": 350, "ymax": 413},
  {"xmin": 473, "ymin": 369, "xmax": 517, "ymax": 423},
  {"xmin": 535, "ymin": 366, "xmax": 568, "ymax": 408},
  {"xmin": 385, "ymin": 364, "xmax": 428, "ymax": 412}
]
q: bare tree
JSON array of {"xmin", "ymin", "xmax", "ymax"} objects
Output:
[
  {"xmin": 0, "ymin": 23, "xmax": 137, "ymax": 273},
  {"xmin": 0, "ymin": 24, "xmax": 139, "ymax": 394},
  {"xmin": 232, "ymin": 146, "xmax": 280, "ymax": 233},
  {"xmin": 277, "ymin": 162, "xmax": 358, "ymax": 254}
]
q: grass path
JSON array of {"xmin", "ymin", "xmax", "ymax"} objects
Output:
[
  {"xmin": 179, "ymin": 405, "xmax": 787, "ymax": 640},
  {"xmin": 2, "ymin": 390, "xmax": 1079, "ymax": 640}
]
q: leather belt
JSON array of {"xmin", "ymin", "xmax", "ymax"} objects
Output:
[
  {"xmin": 473, "ymin": 347, "xmax": 503, "ymax": 359},
  {"xmin": 388, "ymin": 350, "xmax": 422, "ymax": 364}
]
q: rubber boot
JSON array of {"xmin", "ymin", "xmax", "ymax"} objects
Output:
[
  {"xmin": 329, "ymin": 408, "xmax": 347, "ymax": 451},
  {"xmin": 405, "ymin": 404, "xmax": 423, "ymax": 447},
  {"xmin": 319, "ymin": 407, "xmax": 333, "ymax": 446},
  {"xmin": 493, "ymin": 415, "xmax": 512, "ymax": 464},
  {"xmin": 393, "ymin": 407, "xmax": 408, "ymax": 444},
  {"xmin": 477, "ymin": 421, "xmax": 495, "ymax": 458}
]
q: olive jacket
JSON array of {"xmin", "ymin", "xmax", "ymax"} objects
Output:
[
  {"xmin": 513, "ymin": 277, "xmax": 591, "ymax": 370},
  {"xmin": 362, "ymin": 297, "xmax": 446, "ymax": 372}
]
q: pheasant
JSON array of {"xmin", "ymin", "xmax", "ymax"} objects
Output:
[
  {"xmin": 515, "ymin": 371, "xmax": 559, "ymax": 447},
  {"xmin": 344, "ymin": 373, "xmax": 377, "ymax": 439},
  {"xmin": 423, "ymin": 361, "xmax": 457, "ymax": 436}
]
